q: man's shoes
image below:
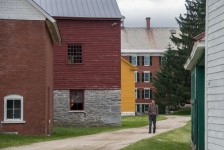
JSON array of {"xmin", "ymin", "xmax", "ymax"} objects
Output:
[
  {"xmin": 153, "ymin": 131, "xmax": 156, "ymax": 134},
  {"xmin": 148, "ymin": 131, "xmax": 151, "ymax": 133}
]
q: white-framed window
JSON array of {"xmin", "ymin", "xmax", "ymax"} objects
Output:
[
  {"xmin": 135, "ymin": 71, "xmax": 139, "ymax": 82},
  {"xmin": 144, "ymin": 56, "xmax": 150, "ymax": 66},
  {"xmin": 130, "ymin": 55, "xmax": 137, "ymax": 66},
  {"xmin": 144, "ymin": 89, "xmax": 150, "ymax": 99},
  {"xmin": 143, "ymin": 72, "xmax": 150, "ymax": 82},
  {"xmin": 2, "ymin": 95, "xmax": 25, "ymax": 123}
]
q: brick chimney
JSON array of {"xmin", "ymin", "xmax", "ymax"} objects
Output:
[{"xmin": 146, "ymin": 17, "xmax": 151, "ymax": 29}]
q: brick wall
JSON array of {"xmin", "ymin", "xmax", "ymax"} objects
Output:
[
  {"xmin": 122, "ymin": 55, "xmax": 161, "ymax": 104},
  {"xmin": 0, "ymin": 20, "xmax": 53, "ymax": 135}
]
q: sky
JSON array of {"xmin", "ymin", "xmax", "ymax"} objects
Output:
[{"xmin": 117, "ymin": 0, "xmax": 186, "ymax": 27}]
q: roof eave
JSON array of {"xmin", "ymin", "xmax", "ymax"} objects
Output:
[
  {"xmin": 121, "ymin": 57, "xmax": 138, "ymax": 71},
  {"xmin": 28, "ymin": 0, "xmax": 61, "ymax": 44},
  {"xmin": 184, "ymin": 40, "xmax": 205, "ymax": 70}
]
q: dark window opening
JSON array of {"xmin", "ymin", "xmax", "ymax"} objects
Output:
[
  {"xmin": 68, "ymin": 45, "xmax": 82, "ymax": 64},
  {"xmin": 70, "ymin": 90, "xmax": 84, "ymax": 111},
  {"xmin": 6, "ymin": 100, "xmax": 21, "ymax": 119}
]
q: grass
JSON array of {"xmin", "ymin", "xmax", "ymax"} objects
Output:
[
  {"xmin": 122, "ymin": 121, "xmax": 191, "ymax": 150},
  {"xmin": 0, "ymin": 115, "xmax": 166, "ymax": 149},
  {"xmin": 170, "ymin": 107, "xmax": 191, "ymax": 116}
]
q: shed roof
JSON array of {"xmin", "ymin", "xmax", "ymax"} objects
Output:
[
  {"xmin": 33, "ymin": 0, "xmax": 122, "ymax": 19},
  {"xmin": 184, "ymin": 33, "xmax": 205, "ymax": 70},
  {"xmin": 121, "ymin": 27, "xmax": 180, "ymax": 53}
]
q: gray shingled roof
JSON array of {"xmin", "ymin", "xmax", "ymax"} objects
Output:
[
  {"xmin": 121, "ymin": 27, "xmax": 181, "ymax": 50},
  {"xmin": 33, "ymin": 0, "xmax": 122, "ymax": 18}
]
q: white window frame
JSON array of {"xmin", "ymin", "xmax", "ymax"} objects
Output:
[
  {"xmin": 144, "ymin": 56, "xmax": 150, "ymax": 66},
  {"xmin": 143, "ymin": 71, "xmax": 150, "ymax": 82},
  {"xmin": 1, "ymin": 95, "xmax": 25, "ymax": 124},
  {"xmin": 132, "ymin": 55, "xmax": 137, "ymax": 66},
  {"xmin": 135, "ymin": 88, "xmax": 137, "ymax": 99},
  {"xmin": 144, "ymin": 89, "xmax": 150, "ymax": 99},
  {"xmin": 135, "ymin": 71, "xmax": 138, "ymax": 82}
]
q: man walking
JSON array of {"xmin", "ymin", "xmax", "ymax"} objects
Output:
[{"xmin": 148, "ymin": 100, "xmax": 158, "ymax": 133}]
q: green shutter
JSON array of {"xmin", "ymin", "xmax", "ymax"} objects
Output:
[
  {"xmin": 150, "ymin": 72, "xmax": 152, "ymax": 82},
  {"xmin": 142, "ymin": 56, "xmax": 144, "ymax": 66},
  {"xmin": 137, "ymin": 56, "xmax": 140, "ymax": 66},
  {"xmin": 150, "ymin": 90, "xmax": 152, "ymax": 99},
  {"xmin": 137, "ymin": 89, "xmax": 140, "ymax": 99},
  {"xmin": 142, "ymin": 89, "xmax": 145, "ymax": 99},
  {"xmin": 142, "ymin": 73, "xmax": 144, "ymax": 82},
  {"xmin": 150, "ymin": 56, "xmax": 152, "ymax": 66},
  {"xmin": 129, "ymin": 56, "xmax": 132, "ymax": 63},
  {"xmin": 137, "ymin": 72, "xmax": 139, "ymax": 82}
]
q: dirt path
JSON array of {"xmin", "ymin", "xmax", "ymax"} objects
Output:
[{"xmin": 3, "ymin": 116, "xmax": 190, "ymax": 150}]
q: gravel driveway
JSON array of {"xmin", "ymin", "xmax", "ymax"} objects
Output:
[{"xmin": 3, "ymin": 116, "xmax": 190, "ymax": 150}]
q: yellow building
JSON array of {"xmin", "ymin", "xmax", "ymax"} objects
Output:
[{"xmin": 121, "ymin": 58, "xmax": 137, "ymax": 116}]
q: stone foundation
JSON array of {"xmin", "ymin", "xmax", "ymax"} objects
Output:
[{"xmin": 54, "ymin": 90, "xmax": 121, "ymax": 126}]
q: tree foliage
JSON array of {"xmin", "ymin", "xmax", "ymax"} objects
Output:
[{"xmin": 153, "ymin": 0, "xmax": 205, "ymax": 113}]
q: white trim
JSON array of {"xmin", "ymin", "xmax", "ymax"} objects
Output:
[
  {"xmin": 184, "ymin": 40, "xmax": 205, "ymax": 70},
  {"xmin": 3, "ymin": 95, "xmax": 25, "ymax": 123},
  {"xmin": 27, "ymin": 0, "xmax": 61, "ymax": 44},
  {"xmin": 143, "ymin": 88, "xmax": 150, "ymax": 99},
  {"xmin": 143, "ymin": 71, "xmax": 150, "ymax": 83},
  {"xmin": 121, "ymin": 112, "xmax": 135, "ymax": 116},
  {"xmin": 69, "ymin": 110, "xmax": 85, "ymax": 113},
  {"xmin": 144, "ymin": 56, "xmax": 150, "ymax": 66},
  {"xmin": 121, "ymin": 49, "xmax": 167, "ymax": 53},
  {"xmin": 1, "ymin": 121, "xmax": 26, "ymax": 124},
  {"xmin": 134, "ymin": 71, "xmax": 138, "ymax": 82},
  {"xmin": 135, "ymin": 88, "xmax": 138, "ymax": 99},
  {"xmin": 131, "ymin": 55, "xmax": 137, "ymax": 66},
  {"xmin": 205, "ymin": 1, "xmax": 208, "ymax": 149}
]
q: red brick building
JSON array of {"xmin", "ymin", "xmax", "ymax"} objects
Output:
[
  {"xmin": 0, "ymin": 0, "xmax": 61, "ymax": 135},
  {"xmin": 34, "ymin": 0, "xmax": 122, "ymax": 126},
  {"xmin": 121, "ymin": 18, "xmax": 180, "ymax": 114}
]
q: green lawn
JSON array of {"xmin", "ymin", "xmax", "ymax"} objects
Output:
[
  {"xmin": 0, "ymin": 115, "xmax": 166, "ymax": 149},
  {"xmin": 170, "ymin": 107, "xmax": 191, "ymax": 116},
  {"xmin": 122, "ymin": 121, "xmax": 191, "ymax": 150}
]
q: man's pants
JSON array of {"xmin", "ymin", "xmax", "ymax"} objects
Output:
[{"xmin": 149, "ymin": 115, "xmax": 157, "ymax": 133}]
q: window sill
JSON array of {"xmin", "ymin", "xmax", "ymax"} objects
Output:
[
  {"xmin": 1, "ymin": 120, "xmax": 26, "ymax": 124},
  {"xmin": 69, "ymin": 110, "xmax": 85, "ymax": 113}
]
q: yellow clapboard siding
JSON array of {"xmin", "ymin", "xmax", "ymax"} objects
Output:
[{"xmin": 121, "ymin": 58, "xmax": 137, "ymax": 114}]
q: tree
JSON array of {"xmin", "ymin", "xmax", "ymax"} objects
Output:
[
  {"xmin": 153, "ymin": 0, "xmax": 205, "ymax": 113},
  {"xmin": 153, "ymin": 45, "xmax": 190, "ymax": 113},
  {"xmin": 171, "ymin": 0, "xmax": 206, "ymax": 57}
]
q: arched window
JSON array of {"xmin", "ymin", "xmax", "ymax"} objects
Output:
[{"xmin": 2, "ymin": 95, "xmax": 25, "ymax": 123}]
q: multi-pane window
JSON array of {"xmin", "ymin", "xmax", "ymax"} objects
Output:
[
  {"xmin": 135, "ymin": 88, "xmax": 140, "ymax": 99},
  {"xmin": 129, "ymin": 55, "xmax": 140, "ymax": 66},
  {"xmin": 144, "ymin": 89, "xmax": 150, "ymax": 99},
  {"xmin": 142, "ymin": 56, "xmax": 152, "ymax": 66},
  {"xmin": 68, "ymin": 44, "xmax": 82, "ymax": 64},
  {"xmin": 70, "ymin": 90, "xmax": 84, "ymax": 111},
  {"xmin": 144, "ymin": 72, "xmax": 150, "ymax": 82},
  {"xmin": 142, "ymin": 72, "xmax": 152, "ymax": 82},
  {"xmin": 135, "ymin": 71, "xmax": 140, "ymax": 82},
  {"xmin": 142, "ymin": 89, "xmax": 152, "ymax": 99},
  {"xmin": 144, "ymin": 56, "xmax": 150, "ymax": 66},
  {"xmin": 3, "ymin": 95, "xmax": 24, "ymax": 122}
]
